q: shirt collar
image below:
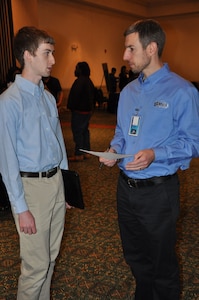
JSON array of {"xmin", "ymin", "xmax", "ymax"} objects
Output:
[
  {"xmin": 138, "ymin": 63, "xmax": 170, "ymax": 86},
  {"xmin": 15, "ymin": 74, "xmax": 44, "ymax": 96}
]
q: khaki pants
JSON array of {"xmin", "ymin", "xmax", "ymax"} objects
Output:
[{"xmin": 12, "ymin": 169, "xmax": 66, "ymax": 300}]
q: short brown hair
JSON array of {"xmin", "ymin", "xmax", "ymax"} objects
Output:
[
  {"xmin": 14, "ymin": 26, "xmax": 55, "ymax": 69},
  {"xmin": 124, "ymin": 19, "xmax": 166, "ymax": 57}
]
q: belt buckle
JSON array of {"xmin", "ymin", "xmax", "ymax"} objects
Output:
[
  {"xmin": 46, "ymin": 168, "xmax": 55, "ymax": 178},
  {"xmin": 127, "ymin": 178, "xmax": 138, "ymax": 188}
]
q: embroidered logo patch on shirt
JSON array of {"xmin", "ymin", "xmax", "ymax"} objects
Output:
[{"xmin": 154, "ymin": 101, "xmax": 169, "ymax": 108}]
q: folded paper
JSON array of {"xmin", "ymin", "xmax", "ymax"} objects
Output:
[{"xmin": 79, "ymin": 149, "xmax": 133, "ymax": 160}]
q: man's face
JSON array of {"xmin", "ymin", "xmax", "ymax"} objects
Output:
[
  {"xmin": 123, "ymin": 32, "xmax": 151, "ymax": 74},
  {"xmin": 28, "ymin": 42, "xmax": 55, "ymax": 80}
]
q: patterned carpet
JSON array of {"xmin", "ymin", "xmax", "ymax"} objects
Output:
[{"xmin": 0, "ymin": 109, "xmax": 198, "ymax": 299}]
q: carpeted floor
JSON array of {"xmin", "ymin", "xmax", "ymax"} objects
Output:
[{"xmin": 0, "ymin": 108, "xmax": 198, "ymax": 299}]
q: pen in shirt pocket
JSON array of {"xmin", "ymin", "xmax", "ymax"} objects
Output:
[{"xmin": 99, "ymin": 146, "xmax": 111, "ymax": 169}]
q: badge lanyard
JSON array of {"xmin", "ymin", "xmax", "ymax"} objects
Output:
[{"xmin": 128, "ymin": 108, "xmax": 140, "ymax": 136}]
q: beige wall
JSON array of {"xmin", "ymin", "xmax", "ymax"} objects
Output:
[
  {"xmin": 38, "ymin": 0, "xmax": 136, "ymax": 91},
  {"xmin": 11, "ymin": 0, "xmax": 38, "ymax": 68},
  {"xmin": 160, "ymin": 15, "xmax": 199, "ymax": 81},
  {"xmin": 11, "ymin": 0, "xmax": 199, "ymax": 91},
  {"xmin": 12, "ymin": 0, "xmax": 38, "ymax": 31}
]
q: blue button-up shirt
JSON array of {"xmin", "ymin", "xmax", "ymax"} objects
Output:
[
  {"xmin": 111, "ymin": 64, "xmax": 199, "ymax": 178},
  {"xmin": 0, "ymin": 75, "xmax": 68, "ymax": 213}
]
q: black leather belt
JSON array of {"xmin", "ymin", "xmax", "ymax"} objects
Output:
[
  {"xmin": 20, "ymin": 167, "xmax": 58, "ymax": 178},
  {"xmin": 120, "ymin": 170, "xmax": 176, "ymax": 189}
]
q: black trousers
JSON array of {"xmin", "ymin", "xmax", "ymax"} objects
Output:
[
  {"xmin": 71, "ymin": 111, "xmax": 91, "ymax": 156},
  {"xmin": 117, "ymin": 173, "xmax": 180, "ymax": 300}
]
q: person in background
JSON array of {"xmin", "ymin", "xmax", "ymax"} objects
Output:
[
  {"xmin": 128, "ymin": 69, "xmax": 138, "ymax": 82},
  {"xmin": 6, "ymin": 66, "xmax": 21, "ymax": 87},
  {"xmin": 108, "ymin": 67, "xmax": 118, "ymax": 93},
  {"xmin": 107, "ymin": 67, "xmax": 119, "ymax": 114},
  {"xmin": 67, "ymin": 61, "xmax": 95, "ymax": 162},
  {"xmin": 0, "ymin": 26, "xmax": 70, "ymax": 300},
  {"xmin": 42, "ymin": 75, "xmax": 63, "ymax": 108},
  {"xmin": 99, "ymin": 19, "xmax": 199, "ymax": 300},
  {"xmin": 119, "ymin": 65, "xmax": 128, "ymax": 91}
]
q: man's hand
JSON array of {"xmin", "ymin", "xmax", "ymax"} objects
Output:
[
  {"xmin": 99, "ymin": 148, "xmax": 117, "ymax": 168},
  {"xmin": 125, "ymin": 149, "xmax": 155, "ymax": 171},
  {"xmin": 18, "ymin": 210, "xmax": 37, "ymax": 235}
]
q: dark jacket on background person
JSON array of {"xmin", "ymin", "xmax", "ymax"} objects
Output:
[
  {"xmin": 42, "ymin": 75, "xmax": 62, "ymax": 103},
  {"xmin": 67, "ymin": 62, "xmax": 95, "ymax": 112},
  {"xmin": 67, "ymin": 76, "xmax": 95, "ymax": 111}
]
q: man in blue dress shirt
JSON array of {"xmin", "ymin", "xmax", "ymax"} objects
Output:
[
  {"xmin": 0, "ymin": 27, "xmax": 69, "ymax": 299},
  {"xmin": 99, "ymin": 19, "xmax": 199, "ymax": 300}
]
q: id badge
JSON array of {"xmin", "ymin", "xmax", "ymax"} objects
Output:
[{"xmin": 129, "ymin": 115, "xmax": 140, "ymax": 136}]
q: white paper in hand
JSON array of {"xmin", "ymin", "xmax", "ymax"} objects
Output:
[{"xmin": 79, "ymin": 149, "xmax": 133, "ymax": 160}]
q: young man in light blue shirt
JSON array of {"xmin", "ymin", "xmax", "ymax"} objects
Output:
[
  {"xmin": 100, "ymin": 19, "xmax": 199, "ymax": 300},
  {"xmin": 0, "ymin": 27, "xmax": 69, "ymax": 299}
]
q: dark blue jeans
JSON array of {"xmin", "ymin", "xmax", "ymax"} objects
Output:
[
  {"xmin": 117, "ymin": 173, "xmax": 180, "ymax": 300},
  {"xmin": 71, "ymin": 111, "xmax": 91, "ymax": 156}
]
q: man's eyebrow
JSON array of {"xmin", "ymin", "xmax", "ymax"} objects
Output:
[
  {"xmin": 125, "ymin": 44, "xmax": 134, "ymax": 49},
  {"xmin": 42, "ymin": 48, "xmax": 55, "ymax": 53}
]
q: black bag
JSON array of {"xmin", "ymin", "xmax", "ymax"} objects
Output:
[
  {"xmin": 61, "ymin": 169, "xmax": 84, "ymax": 209},
  {"xmin": 0, "ymin": 174, "xmax": 10, "ymax": 210}
]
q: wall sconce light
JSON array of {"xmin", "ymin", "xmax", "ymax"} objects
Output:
[{"xmin": 71, "ymin": 43, "xmax": 78, "ymax": 51}]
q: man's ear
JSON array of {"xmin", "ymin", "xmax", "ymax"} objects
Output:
[
  {"xmin": 146, "ymin": 42, "xmax": 158, "ymax": 56},
  {"xmin": 24, "ymin": 50, "xmax": 33, "ymax": 64}
]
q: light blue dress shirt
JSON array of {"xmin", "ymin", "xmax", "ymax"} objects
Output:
[
  {"xmin": 0, "ymin": 75, "xmax": 68, "ymax": 213},
  {"xmin": 111, "ymin": 64, "xmax": 199, "ymax": 178}
]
